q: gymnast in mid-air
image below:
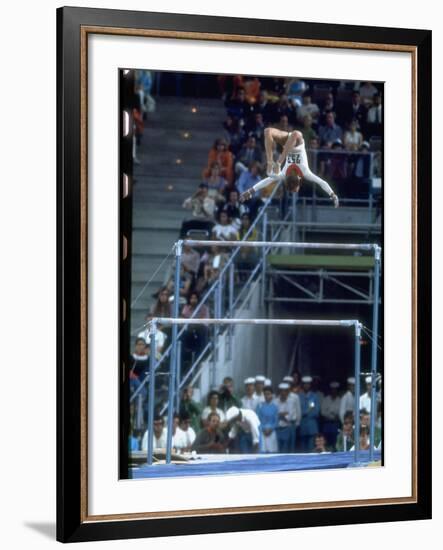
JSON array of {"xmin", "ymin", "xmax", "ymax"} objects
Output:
[{"xmin": 240, "ymin": 127, "xmax": 339, "ymax": 207}]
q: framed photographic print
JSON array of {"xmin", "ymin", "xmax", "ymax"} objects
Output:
[{"xmin": 57, "ymin": 6, "xmax": 432, "ymax": 543}]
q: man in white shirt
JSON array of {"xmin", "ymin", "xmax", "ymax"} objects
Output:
[
  {"xmin": 339, "ymin": 377, "xmax": 356, "ymax": 424},
  {"xmin": 275, "ymin": 382, "xmax": 298, "ymax": 452},
  {"xmin": 141, "ymin": 415, "xmax": 168, "ymax": 452},
  {"xmin": 226, "ymin": 406, "xmax": 261, "ymax": 453},
  {"xmin": 241, "ymin": 377, "xmax": 260, "ymax": 411},
  {"xmin": 173, "ymin": 413, "xmax": 196, "ymax": 452},
  {"xmin": 359, "ymin": 376, "xmax": 373, "ymax": 413}
]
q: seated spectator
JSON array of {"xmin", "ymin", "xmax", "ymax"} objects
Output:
[
  {"xmin": 243, "ymin": 76, "xmax": 261, "ymax": 105},
  {"xmin": 238, "ymin": 212, "xmax": 258, "ymax": 241},
  {"xmin": 179, "ymin": 384, "xmax": 202, "ymax": 434},
  {"xmin": 201, "ymin": 390, "xmax": 226, "ymax": 426},
  {"xmin": 311, "ymin": 433, "xmax": 330, "ymax": 453},
  {"xmin": 235, "ymin": 161, "xmax": 263, "ymax": 217},
  {"xmin": 318, "ymin": 111, "xmax": 343, "ymax": 148},
  {"xmin": 130, "ymin": 337, "xmax": 150, "ymax": 381},
  {"xmin": 202, "ymin": 138, "xmax": 234, "ymax": 184},
  {"xmin": 226, "ymin": 405, "xmax": 261, "ymax": 453},
  {"xmin": 343, "ymin": 119, "xmax": 363, "ymax": 151},
  {"xmin": 218, "ymin": 189, "xmax": 246, "ymax": 229},
  {"xmin": 181, "ymin": 291, "xmax": 209, "ymax": 355},
  {"xmin": 141, "ymin": 414, "xmax": 168, "ymax": 451},
  {"xmin": 367, "ymin": 92, "xmax": 382, "ymax": 124},
  {"xmin": 319, "ymin": 92, "xmax": 335, "ymax": 124},
  {"xmin": 165, "ymin": 265, "xmax": 192, "ymax": 304},
  {"xmin": 138, "ymin": 321, "xmax": 167, "ymax": 356},
  {"xmin": 222, "ymin": 115, "xmax": 246, "ymax": 156},
  {"xmin": 339, "ymin": 377, "xmax": 355, "ymax": 423},
  {"xmin": 256, "ymin": 386, "xmax": 279, "ymax": 453},
  {"xmin": 245, "ymin": 112, "xmax": 266, "ymax": 145},
  {"xmin": 170, "ymin": 413, "xmax": 184, "ymax": 451},
  {"xmin": 350, "ymin": 140, "xmax": 371, "ymax": 180},
  {"xmin": 235, "ymin": 135, "xmax": 263, "ymax": 175},
  {"xmin": 241, "ymin": 377, "xmax": 260, "ymax": 411},
  {"xmin": 181, "ymin": 291, "xmax": 209, "ymax": 319},
  {"xmin": 181, "ymin": 244, "xmax": 201, "ymax": 279},
  {"xmin": 359, "ymin": 376, "xmax": 373, "ymax": 413},
  {"xmin": 344, "ymin": 90, "xmax": 367, "ymax": 129},
  {"xmin": 212, "ymin": 211, "xmax": 239, "ymax": 241},
  {"xmin": 149, "ymin": 287, "xmax": 172, "ymax": 318},
  {"xmin": 203, "ymin": 162, "xmax": 228, "ymax": 202},
  {"xmin": 300, "ymin": 114, "xmax": 317, "ymax": 144},
  {"xmin": 181, "ymin": 183, "xmax": 216, "ymax": 237},
  {"xmin": 225, "ymin": 87, "xmax": 253, "ymax": 123},
  {"xmin": 173, "ymin": 412, "xmax": 197, "ymax": 452},
  {"xmin": 350, "ymin": 426, "xmax": 371, "ymax": 451},
  {"xmin": 219, "ymin": 376, "xmax": 242, "ymax": 412},
  {"xmin": 274, "ymin": 94, "xmax": 297, "ymax": 125},
  {"xmin": 285, "ymin": 77, "xmax": 307, "ymax": 107},
  {"xmin": 196, "ymin": 245, "xmax": 230, "ymax": 294},
  {"xmin": 276, "ymin": 114, "xmax": 292, "ymax": 132},
  {"xmin": 322, "ymin": 139, "xmax": 348, "ymax": 186},
  {"xmin": 320, "ymin": 381, "xmax": 341, "ymax": 448},
  {"xmin": 252, "ymin": 90, "xmax": 276, "ymax": 125},
  {"xmin": 297, "ymin": 91, "xmax": 320, "ymax": 124},
  {"xmin": 359, "ymin": 81, "xmax": 379, "ymax": 107},
  {"xmin": 191, "ymin": 412, "xmax": 227, "ymax": 454},
  {"xmin": 336, "ymin": 417, "xmax": 355, "ymax": 452}
]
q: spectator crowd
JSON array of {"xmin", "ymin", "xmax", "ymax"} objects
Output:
[{"xmin": 129, "ymin": 368, "xmax": 382, "ymax": 456}]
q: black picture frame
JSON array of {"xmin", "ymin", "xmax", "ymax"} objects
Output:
[{"xmin": 57, "ymin": 6, "xmax": 432, "ymax": 543}]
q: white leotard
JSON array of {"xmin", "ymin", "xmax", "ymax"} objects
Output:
[{"xmin": 252, "ymin": 132, "xmax": 334, "ymax": 196}]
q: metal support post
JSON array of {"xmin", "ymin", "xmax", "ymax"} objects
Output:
[
  {"xmin": 261, "ymin": 213, "xmax": 268, "ymax": 308},
  {"xmin": 175, "ymin": 340, "xmax": 182, "ymax": 412},
  {"xmin": 165, "ymin": 240, "xmax": 182, "ymax": 464},
  {"xmin": 353, "ymin": 322, "xmax": 362, "ymax": 465},
  {"xmin": 147, "ymin": 320, "xmax": 157, "ymax": 466},
  {"xmin": 228, "ymin": 263, "xmax": 234, "ymax": 360},
  {"xmin": 369, "ymin": 245, "xmax": 381, "ymax": 460}
]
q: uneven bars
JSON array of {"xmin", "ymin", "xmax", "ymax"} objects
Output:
[
  {"xmin": 183, "ymin": 239, "xmax": 379, "ymax": 251},
  {"xmin": 151, "ymin": 317, "xmax": 360, "ymax": 327}
]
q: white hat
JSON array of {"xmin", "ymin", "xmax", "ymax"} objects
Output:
[
  {"xmin": 330, "ymin": 381, "xmax": 340, "ymax": 389},
  {"xmin": 278, "ymin": 382, "xmax": 290, "ymax": 390},
  {"xmin": 226, "ymin": 406, "xmax": 240, "ymax": 422},
  {"xmin": 244, "ymin": 377, "xmax": 255, "ymax": 385},
  {"xmin": 301, "ymin": 375, "xmax": 313, "ymax": 383},
  {"xmin": 264, "ymin": 378, "xmax": 272, "ymax": 386},
  {"xmin": 255, "ymin": 375, "xmax": 266, "ymax": 383},
  {"xmin": 283, "ymin": 376, "xmax": 294, "ymax": 383},
  {"xmin": 347, "ymin": 377, "xmax": 356, "ymax": 384},
  {"xmin": 365, "ymin": 376, "xmax": 372, "ymax": 384}
]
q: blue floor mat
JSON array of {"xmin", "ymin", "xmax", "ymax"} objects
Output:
[{"xmin": 131, "ymin": 450, "xmax": 381, "ymax": 479}]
